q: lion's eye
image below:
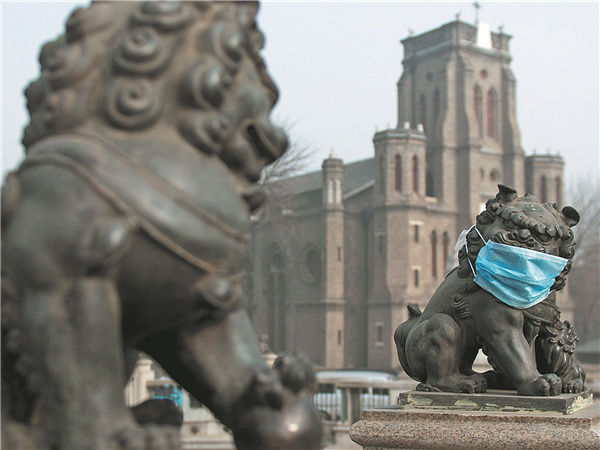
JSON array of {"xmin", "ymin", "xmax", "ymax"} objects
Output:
[{"xmin": 536, "ymin": 233, "xmax": 551, "ymax": 244}]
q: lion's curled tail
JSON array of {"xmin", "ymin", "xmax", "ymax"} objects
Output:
[{"xmin": 394, "ymin": 304, "xmax": 422, "ymax": 380}]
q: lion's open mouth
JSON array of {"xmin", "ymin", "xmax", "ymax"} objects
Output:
[{"xmin": 245, "ymin": 120, "xmax": 286, "ymax": 164}]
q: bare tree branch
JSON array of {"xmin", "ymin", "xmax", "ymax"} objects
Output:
[
  {"xmin": 259, "ymin": 119, "xmax": 315, "ymax": 187},
  {"xmin": 566, "ymin": 174, "xmax": 600, "ymax": 343},
  {"xmin": 253, "ymin": 119, "xmax": 317, "ymax": 248}
]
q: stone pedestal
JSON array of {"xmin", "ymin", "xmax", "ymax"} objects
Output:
[{"xmin": 349, "ymin": 391, "xmax": 600, "ymax": 449}]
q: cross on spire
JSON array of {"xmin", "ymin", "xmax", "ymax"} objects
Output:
[{"xmin": 473, "ymin": 1, "xmax": 482, "ymax": 25}]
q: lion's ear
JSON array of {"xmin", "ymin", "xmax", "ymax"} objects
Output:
[
  {"xmin": 496, "ymin": 184, "xmax": 518, "ymax": 202},
  {"xmin": 561, "ymin": 206, "xmax": 580, "ymax": 227}
]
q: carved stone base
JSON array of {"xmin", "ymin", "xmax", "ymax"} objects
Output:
[{"xmin": 349, "ymin": 392, "xmax": 600, "ymax": 449}]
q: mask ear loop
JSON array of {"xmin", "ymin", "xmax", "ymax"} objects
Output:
[
  {"xmin": 464, "ymin": 224, "xmax": 486, "ymax": 277},
  {"xmin": 473, "ymin": 225, "xmax": 486, "ymax": 243}
]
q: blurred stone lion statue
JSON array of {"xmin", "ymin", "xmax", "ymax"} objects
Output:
[
  {"xmin": 1, "ymin": 2, "xmax": 321, "ymax": 449},
  {"xmin": 395, "ymin": 185, "xmax": 586, "ymax": 396}
]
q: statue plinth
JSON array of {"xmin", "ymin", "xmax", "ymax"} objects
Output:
[
  {"xmin": 398, "ymin": 389, "xmax": 593, "ymax": 415},
  {"xmin": 350, "ymin": 391, "xmax": 599, "ymax": 449}
]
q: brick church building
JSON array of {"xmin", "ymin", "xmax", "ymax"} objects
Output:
[{"xmin": 245, "ymin": 19, "xmax": 569, "ymax": 370}]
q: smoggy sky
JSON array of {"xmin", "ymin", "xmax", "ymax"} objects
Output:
[{"xmin": 2, "ymin": 1, "xmax": 599, "ymax": 188}]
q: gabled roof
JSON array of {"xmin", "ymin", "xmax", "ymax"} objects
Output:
[{"xmin": 273, "ymin": 157, "xmax": 374, "ymax": 196}]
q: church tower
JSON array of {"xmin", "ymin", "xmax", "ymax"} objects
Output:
[
  {"xmin": 368, "ymin": 124, "xmax": 429, "ymax": 368},
  {"xmin": 320, "ymin": 152, "xmax": 346, "ymax": 368},
  {"xmin": 397, "ymin": 17, "xmax": 524, "ymax": 230},
  {"xmin": 247, "ymin": 11, "xmax": 571, "ymax": 372}
]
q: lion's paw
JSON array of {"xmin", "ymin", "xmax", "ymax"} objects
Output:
[
  {"xmin": 272, "ymin": 354, "xmax": 317, "ymax": 395},
  {"xmin": 518, "ymin": 373, "xmax": 562, "ymax": 396},
  {"xmin": 113, "ymin": 424, "xmax": 180, "ymax": 450},
  {"xmin": 416, "ymin": 383, "xmax": 442, "ymax": 392},
  {"xmin": 234, "ymin": 394, "xmax": 322, "ymax": 450},
  {"xmin": 458, "ymin": 374, "xmax": 487, "ymax": 393},
  {"xmin": 563, "ymin": 379, "xmax": 586, "ymax": 394}
]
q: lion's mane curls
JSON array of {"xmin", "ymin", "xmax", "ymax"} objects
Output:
[{"xmin": 23, "ymin": 1, "xmax": 287, "ymax": 183}]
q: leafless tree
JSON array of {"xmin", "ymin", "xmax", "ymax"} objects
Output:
[
  {"xmin": 243, "ymin": 121, "xmax": 316, "ymax": 320},
  {"xmin": 567, "ymin": 174, "xmax": 600, "ymax": 343},
  {"xmin": 259, "ymin": 120, "xmax": 315, "ymax": 187},
  {"xmin": 253, "ymin": 120, "xmax": 315, "ymax": 246}
]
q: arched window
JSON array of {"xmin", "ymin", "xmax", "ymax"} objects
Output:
[
  {"xmin": 555, "ymin": 177, "xmax": 562, "ymax": 205},
  {"xmin": 394, "ymin": 154, "xmax": 402, "ymax": 192},
  {"xmin": 433, "ymin": 89, "xmax": 441, "ymax": 127},
  {"xmin": 326, "ymin": 177, "xmax": 342, "ymax": 204},
  {"xmin": 490, "ymin": 169, "xmax": 500, "ymax": 183},
  {"xmin": 412, "ymin": 155, "xmax": 419, "ymax": 193},
  {"xmin": 474, "ymin": 85, "xmax": 483, "ymax": 137},
  {"xmin": 431, "ymin": 231, "xmax": 438, "ymax": 279},
  {"xmin": 486, "ymin": 89, "xmax": 497, "ymax": 139},
  {"xmin": 419, "ymin": 93, "xmax": 427, "ymax": 132},
  {"xmin": 303, "ymin": 247, "xmax": 321, "ymax": 282},
  {"xmin": 540, "ymin": 175, "xmax": 548, "ymax": 203}
]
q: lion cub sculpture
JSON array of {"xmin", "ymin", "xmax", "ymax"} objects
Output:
[
  {"xmin": 395, "ymin": 185, "xmax": 586, "ymax": 396},
  {"xmin": 2, "ymin": 2, "xmax": 321, "ymax": 449}
]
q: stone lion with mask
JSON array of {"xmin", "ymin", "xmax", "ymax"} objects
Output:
[{"xmin": 394, "ymin": 185, "xmax": 586, "ymax": 396}]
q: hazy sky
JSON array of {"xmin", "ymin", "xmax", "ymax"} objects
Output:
[{"xmin": 2, "ymin": 1, "xmax": 599, "ymax": 188}]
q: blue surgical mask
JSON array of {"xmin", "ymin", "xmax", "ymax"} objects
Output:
[{"xmin": 457, "ymin": 225, "xmax": 568, "ymax": 309}]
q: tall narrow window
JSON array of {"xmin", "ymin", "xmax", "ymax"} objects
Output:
[
  {"xmin": 486, "ymin": 89, "xmax": 496, "ymax": 138},
  {"xmin": 412, "ymin": 155, "xmax": 419, "ymax": 193},
  {"xmin": 379, "ymin": 156, "xmax": 385, "ymax": 193},
  {"xmin": 414, "ymin": 269, "xmax": 420, "ymax": 287},
  {"xmin": 394, "ymin": 154, "xmax": 402, "ymax": 192},
  {"xmin": 433, "ymin": 89, "xmax": 440, "ymax": 127},
  {"xmin": 327, "ymin": 179, "xmax": 335, "ymax": 204},
  {"xmin": 267, "ymin": 249, "xmax": 286, "ymax": 353},
  {"xmin": 414, "ymin": 224, "xmax": 420, "ymax": 243},
  {"xmin": 442, "ymin": 232, "xmax": 450, "ymax": 273},
  {"xmin": 419, "ymin": 94, "xmax": 427, "ymax": 132},
  {"xmin": 426, "ymin": 170, "xmax": 434, "ymax": 197},
  {"xmin": 474, "ymin": 85, "xmax": 483, "ymax": 137},
  {"xmin": 335, "ymin": 178, "xmax": 342, "ymax": 204},
  {"xmin": 540, "ymin": 175, "xmax": 548, "ymax": 203},
  {"xmin": 376, "ymin": 322, "xmax": 384, "ymax": 346},
  {"xmin": 431, "ymin": 231, "xmax": 438, "ymax": 279},
  {"xmin": 555, "ymin": 177, "xmax": 562, "ymax": 205}
]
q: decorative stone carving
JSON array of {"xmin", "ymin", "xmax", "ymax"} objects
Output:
[
  {"xmin": 1, "ymin": 2, "xmax": 321, "ymax": 449},
  {"xmin": 394, "ymin": 185, "xmax": 586, "ymax": 396}
]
